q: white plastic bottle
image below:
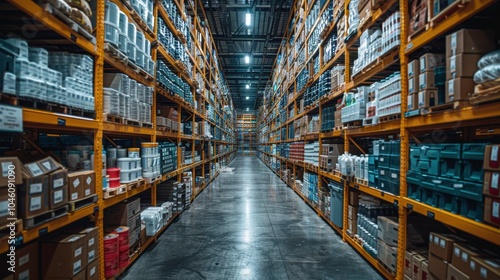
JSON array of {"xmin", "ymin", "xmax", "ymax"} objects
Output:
[{"xmin": 363, "ymin": 155, "xmax": 369, "ymax": 180}]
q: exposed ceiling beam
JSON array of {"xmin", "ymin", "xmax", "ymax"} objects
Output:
[
  {"xmin": 204, "ymin": 4, "xmax": 290, "ymax": 12},
  {"xmin": 218, "ymin": 52, "xmax": 277, "ymax": 57},
  {"xmin": 212, "ymin": 35, "xmax": 282, "ymax": 42}
]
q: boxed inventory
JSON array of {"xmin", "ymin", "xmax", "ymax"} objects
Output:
[{"xmin": 42, "ymin": 234, "xmax": 87, "ymax": 279}]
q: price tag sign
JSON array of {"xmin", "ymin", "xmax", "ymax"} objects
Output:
[{"xmin": 0, "ymin": 104, "xmax": 23, "ymax": 133}]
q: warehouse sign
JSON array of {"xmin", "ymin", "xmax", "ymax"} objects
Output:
[{"xmin": 0, "ymin": 104, "xmax": 23, "ymax": 133}]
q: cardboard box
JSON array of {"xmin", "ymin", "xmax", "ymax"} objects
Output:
[
  {"xmin": 421, "ymin": 260, "xmax": 429, "ymax": 280},
  {"xmin": 428, "ymin": 253, "xmax": 448, "ymax": 280},
  {"xmin": 419, "ymin": 71, "xmax": 435, "ymax": 90},
  {"xmin": 157, "ymin": 106, "xmax": 178, "ymax": 121},
  {"xmin": 484, "ymin": 196, "xmax": 500, "ymax": 227},
  {"xmin": 446, "ymin": 54, "xmax": 482, "ymax": 80},
  {"xmin": 413, "ymin": 254, "xmax": 426, "ymax": 280},
  {"xmin": 420, "ymin": 53, "xmax": 445, "ymax": 72},
  {"xmin": 484, "ymin": 171, "xmax": 500, "ymax": 197},
  {"xmin": 42, "ymin": 234, "xmax": 87, "ymax": 279},
  {"xmin": 129, "ymin": 224, "xmax": 141, "ymax": 246},
  {"xmin": 65, "ymin": 227, "xmax": 99, "ymax": 264},
  {"xmin": 348, "ymin": 205, "xmax": 358, "ymax": 220},
  {"xmin": 408, "ymin": 59, "xmax": 420, "ymax": 77},
  {"xmin": 446, "ymin": 77, "xmax": 475, "ymax": 103},
  {"xmin": 105, "ymin": 197, "xmax": 141, "ymax": 219},
  {"xmin": 81, "ymin": 171, "xmax": 95, "ymax": 197},
  {"xmin": 37, "ymin": 157, "xmax": 62, "ymax": 174},
  {"xmin": 377, "ymin": 239, "xmax": 397, "ymax": 273},
  {"xmin": 405, "ymin": 250, "xmax": 416, "ymax": 278},
  {"xmin": 0, "ymin": 242, "xmax": 39, "ymax": 280},
  {"xmin": 349, "ymin": 191, "xmax": 359, "ymax": 206},
  {"xmin": 50, "ymin": 187, "xmax": 68, "ymax": 209},
  {"xmin": 409, "ymin": 76, "xmax": 419, "ymax": 94},
  {"xmin": 87, "ymin": 260, "xmax": 99, "ymax": 280},
  {"xmin": 71, "ymin": 269, "xmax": 86, "ymax": 280},
  {"xmin": 410, "ymin": 2, "xmax": 427, "ymax": 37},
  {"xmin": 347, "ymin": 218, "xmax": 357, "ymax": 235},
  {"xmin": 19, "ymin": 174, "xmax": 50, "ymax": 217},
  {"xmin": 447, "ymin": 264, "xmax": 469, "ymax": 280},
  {"xmin": 405, "ymin": 275, "xmax": 412, "ymax": 280},
  {"xmin": 446, "ymin": 29, "xmax": 495, "ymax": 58},
  {"xmin": 377, "ymin": 216, "xmax": 398, "ymax": 247},
  {"xmin": 0, "ymin": 157, "xmax": 23, "ymax": 187},
  {"xmin": 429, "ymin": 233, "xmax": 465, "ymax": 262},
  {"xmin": 418, "ymin": 89, "xmax": 440, "ymax": 108},
  {"xmin": 68, "ymin": 172, "xmax": 84, "ymax": 202},
  {"xmin": 484, "ymin": 145, "xmax": 500, "ymax": 171},
  {"xmin": 49, "ymin": 168, "xmax": 67, "ymax": 190},
  {"xmin": 408, "ymin": 93, "xmax": 418, "ymax": 110},
  {"xmin": 452, "ymin": 243, "xmax": 486, "ymax": 278},
  {"xmin": 471, "ymin": 257, "xmax": 500, "ymax": 280},
  {"xmin": 105, "ymin": 211, "xmax": 141, "ymax": 231},
  {"xmin": 358, "ymin": 0, "xmax": 372, "ymax": 27},
  {"xmin": 140, "ymin": 224, "xmax": 147, "ymax": 245}
]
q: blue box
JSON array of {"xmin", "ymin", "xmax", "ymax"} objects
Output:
[
  {"xmin": 463, "ymin": 160, "xmax": 484, "ymax": 183},
  {"xmin": 435, "ymin": 191, "xmax": 459, "ymax": 213},
  {"xmin": 379, "ymin": 141, "xmax": 400, "ymax": 156},
  {"xmin": 368, "ymin": 171, "xmax": 379, "ymax": 188},
  {"xmin": 439, "ymin": 143, "xmax": 462, "ymax": 159},
  {"xmin": 417, "ymin": 159, "xmax": 440, "ymax": 176},
  {"xmin": 410, "ymin": 147, "xmax": 421, "ymax": 171},
  {"xmin": 456, "ymin": 181, "xmax": 484, "ymax": 202},
  {"xmin": 462, "ymin": 143, "xmax": 486, "ymax": 160},
  {"xmin": 407, "ymin": 171, "xmax": 422, "ymax": 200},
  {"xmin": 421, "ymin": 175, "xmax": 439, "ymax": 206},
  {"xmin": 379, "ymin": 177, "xmax": 400, "ymax": 196},
  {"xmin": 458, "ymin": 198, "xmax": 484, "ymax": 222},
  {"xmin": 440, "ymin": 158, "xmax": 462, "ymax": 179},
  {"xmin": 368, "ymin": 155, "xmax": 378, "ymax": 170},
  {"xmin": 419, "ymin": 145, "xmax": 442, "ymax": 161}
]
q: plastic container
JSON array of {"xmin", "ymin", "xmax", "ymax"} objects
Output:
[
  {"xmin": 117, "ymin": 148, "xmax": 127, "ymax": 158},
  {"xmin": 118, "ymin": 11, "xmax": 128, "ymax": 34},
  {"xmin": 105, "ymin": 22, "xmax": 119, "ymax": 47},
  {"xmin": 105, "ymin": 1, "xmax": 120, "ymax": 25},
  {"xmin": 127, "ymin": 22, "xmax": 136, "ymax": 44},
  {"xmin": 135, "ymin": 50, "xmax": 145, "ymax": 68},
  {"xmin": 128, "ymin": 148, "xmax": 140, "ymax": 158},
  {"xmin": 136, "ymin": 30, "xmax": 145, "ymax": 52},
  {"xmin": 141, "ymin": 155, "xmax": 157, "ymax": 173},
  {"xmin": 109, "ymin": 177, "xmax": 121, "ymax": 188},
  {"xmin": 104, "ymin": 252, "xmax": 119, "ymax": 278},
  {"xmin": 118, "ymin": 33, "xmax": 128, "ymax": 54},
  {"xmin": 120, "ymin": 168, "xmax": 142, "ymax": 183},
  {"xmin": 117, "ymin": 157, "xmax": 140, "ymax": 170},
  {"xmin": 107, "ymin": 167, "xmax": 121, "ymax": 178},
  {"xmin": 127, "ymin": 41, "xmax": 136, "ymax": 62},
  {"xmin": 114, "ymin": 226, "xmax": 129, "ymax": 246},
  {"xmin": 141, "ymin": 142, "xmax": 158, "ymax": 156}
]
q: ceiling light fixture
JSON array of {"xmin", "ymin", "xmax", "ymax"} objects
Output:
[
  {"xmin": 246, "ymin": 108, "xmax": 249, "ymax": 111},
  {"xmin": 246, "ymin": 96, "xmax": 249, "ymax": 100},
  {"xmin": 245, "ymin": 13, "xmax": 251, "ymax": 26},
  {"xmin": 246, "ymin": 84, "xmax": 250, "ymax": 89},
  {"xmin": 244, "ymin": 55, "xmax": 250, "ymax": 64}
]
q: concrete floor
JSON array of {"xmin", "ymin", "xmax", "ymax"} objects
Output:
[{"xmin": 122, "ymin": 156, "xmax": 383, "ymax": 280}]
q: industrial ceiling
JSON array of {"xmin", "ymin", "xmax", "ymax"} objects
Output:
[{"xmin": 201, "ymin": 0, "xmax": 291, "ymax": 112}]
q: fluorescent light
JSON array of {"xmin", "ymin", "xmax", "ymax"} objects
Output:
[
  {"xmin": 245, "ymin": 13, "xmax": 251, "ymax": 26},
  {"xmin": 246, "ymin": 108, "xmax": 249, "ymax": 111},
  {"xmin": 246, "ymin": 96, "xmax": 249, "ymax": 100},
  {"xmin": 246, "ymin": 84, "xmax": 250, "ymax": 89},
  {"xmin": 244, "ymin": 55, "xmax": 250, "ymax": 64}
]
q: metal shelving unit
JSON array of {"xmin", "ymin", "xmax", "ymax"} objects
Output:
[
  {"xmin": 256, "ymin": 0, "xmax": 500, "ymax": 279},
  {"xmin": 0, "ymin": 0, "xmax": 237, "ymax": 279}
]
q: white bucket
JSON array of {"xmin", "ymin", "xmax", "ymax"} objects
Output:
[
  {"xmin": 117, "ymin": 157, "xmax": 140, "ymax": 170},
  {"xmin": 105, "ymin": 1, "xmax": 120, "ymax": 26},
  {"xmin": 120, "ymin": 167, "xmax": 142, "ymax": 183}
]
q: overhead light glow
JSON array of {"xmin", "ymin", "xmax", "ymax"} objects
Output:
[
  {"xmin": 246, "ymin": 84, "xmax": 250, "ymax": 89},
  {"xmin": 246, "ymin": 108, "xmax": 249, "ymax": 111},
  {"xmin": 244, "ymin": 55, "xmax": 250, "ymax": 64},
  {"xmin": 246, "ymin": 96, "xmax": 249, "ymax": 100},
  {"xmin": 245, "ymin": 13, "xmax": 251, "ymax": 26}
]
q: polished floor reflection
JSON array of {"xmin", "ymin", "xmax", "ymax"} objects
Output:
[{"xmin": 122, "ymin": 156, "xmax": 383, "ymax": 280}]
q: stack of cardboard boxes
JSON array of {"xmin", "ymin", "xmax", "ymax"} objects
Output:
[
  {"xmin": 104, "ymin": 198, "xmax": 142, "ymax": 253},
  {"xmin": 404, "ymin": 250, "xmax": 429, "ymax": 280},
  {"xmin": 157, "ymin": 106, "xmax": 179, "ymax": 132},
  {"xmin": 347, "ymin": 191, "xmax": 359, "ymax": 236},
  {"xmin": 483, "ymin": 144, "xmax": 500, "ymax": 227},
  {"xmin": 445, "ymin": 29, "xmax": 495, "ymax": 103},
  {"xmin": 319, "ymin": 142, "xmax": 343, "ymax": 172}
]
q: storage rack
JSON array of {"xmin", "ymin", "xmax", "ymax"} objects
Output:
[
  {"xmin": 256, "ymin": 0, "xmax": 500, "ymax": 279},
  {"xmin": 237, "ymin": 114, "xmax": 257, "ymax": 155},
  {"xmin": 0, "ymin": 0, "xmax": 237, "ymax": 278}
]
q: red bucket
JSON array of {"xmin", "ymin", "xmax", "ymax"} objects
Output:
[
  {"xmin": 108, "ymin": 177, "xmax": 121, "ymax": 188},
  {"xmin": 105, "ymin": 252, "xmax": 119, "ymax": 278},
  {"xmin": 104, "ymin": 233, "xmax": 119, "ymax": 254},
  {"xmin": 107, "ymin": 167, "xmax": 121, "ymax": 178},
  {"xmin": 115, "ymin": 226, "xmax": 129, "ymax": 246}
]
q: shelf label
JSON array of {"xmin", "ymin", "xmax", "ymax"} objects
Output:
[
  {"xmin": 58, "ymin": 118, "xmax": 66, "ymax": 126},
  {"xmin": 427, "ymin": 211, "xmax": 435, "ymax": 219},
  {"xmin": 70, "ymin": 33, "xmax": 77, "ymax": 42},
  {"xmin": 38, "ymin": 227, "xmax": 48, "ymax": 236},
  {"xmin": 0, "ymin": 104, "xmax": 23, "ymax": 133},
  {"xmin": 407, "ymin": 203, "xmax": 413, "ymax": 210}
]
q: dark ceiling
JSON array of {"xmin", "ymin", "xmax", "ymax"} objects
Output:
[{"xmin": 201, "ymin": 0, "xmax": 291, "ymax": 111}]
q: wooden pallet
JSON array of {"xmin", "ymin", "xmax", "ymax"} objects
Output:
[
  {"xmin": 407, "ymin": 23, "xmax": 429, "ymax": 42},
  {"xmin": 343, "ymin": 120, "xmax": 362, "ymax": 129},
  {"xmin": 425, "ymin": 101, "xmax": 469, "ymax": 114},
  {"xmin": 103, "ymin": 186, "xmax": 127, "ymax": 199},
  {"xmin": 333, "ymin": 170, "xmax": 342, "ymax": 178},
  {"xmin": 126, "ymin": 178, "xmax": 145, "ymax": 191},
  {"xmin": 355, "ymin": 177, "xmax": 368, "ymax": 186},
  {"xmin": 145, "ymin": 174, "xmax": 162, "ymax": 184},
  {"xmin": 362, "ymin": 116, "xmax": 379, "ymax": 126},
  {"xmin": 0, "ymin": 219, "xmax": 23, "ymax": 234},
  {"xmin": 23, "ymin": 205, "xmax": 68, "ymax": 229},
  {"xmin": 104, "ymin": 113, "xmax": 125, "ymax": 124},
  {"xmin": 17, "ymin": 98, "xmax": 67, "ymax": 114},
  {"xmin": 470, "ymin": 79, "xmax": 500, "ymax": 105},
  {"xmin": 0, "ymin": 92, "xmax": 19, "ymax": 106},
  {"xmin": 321, "ymin": 167, "xmax": 335, "ymax": 173},
  {"xmin": 378, "ymin": 113, "xmax": 400, "ymax": 123},
  {"xmin": 41, "ymin": 2, "xmax": 96, "ymax": 44},
  {"xmin": 68, "ymin": 195, "xmax": 98, "ymax": 212},
  {"xmin": 430, "ymin": 0, "xmax": 472, "ymax": 28},
  {"xmin": 104, "ymin": 43, "xmax": 128, "ymax": 63}
]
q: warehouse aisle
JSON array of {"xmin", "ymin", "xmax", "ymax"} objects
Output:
[{"xmin": 123, "ymin": 156, "xmax": 382, "ymax": 280}]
